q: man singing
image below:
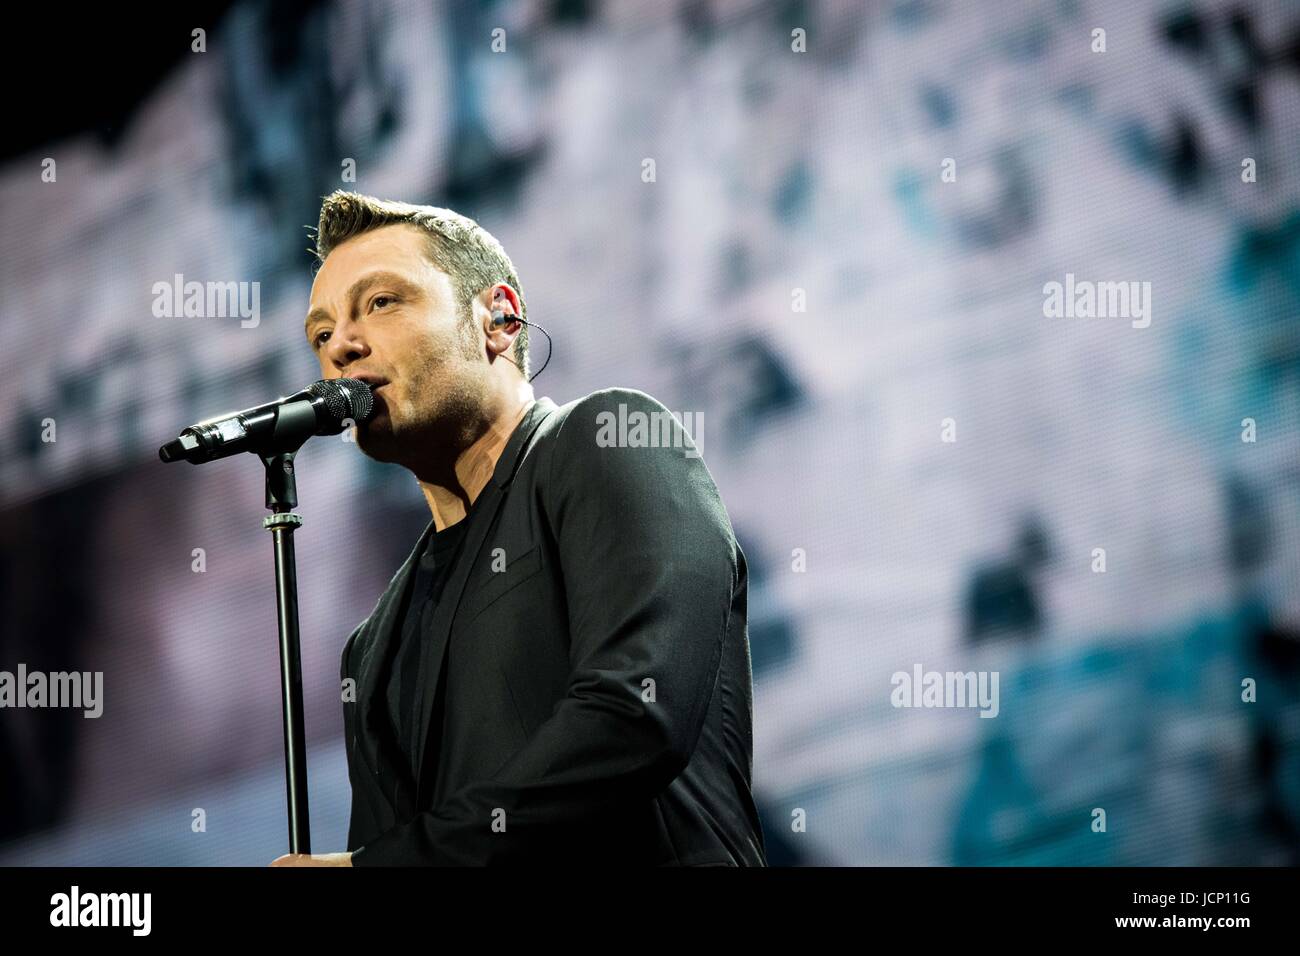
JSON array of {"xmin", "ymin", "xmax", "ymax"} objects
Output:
[{"xmin": 271, "ymin": 191, "xmax": 766, "ymax": 866}]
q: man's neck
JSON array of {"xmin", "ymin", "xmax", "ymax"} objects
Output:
[{"xmin": 418, "ymin": 387, "xmax": 534, "ymax": 531}]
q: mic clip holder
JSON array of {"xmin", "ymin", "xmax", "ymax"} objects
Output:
[{"xmin": 261, "ymin": 448, "xmax": 301, "ymax": 513}]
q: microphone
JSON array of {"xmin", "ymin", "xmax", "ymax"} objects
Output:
[{"xmin": 159, "ymin": 378, "xmax": 376, "ymax": 465}]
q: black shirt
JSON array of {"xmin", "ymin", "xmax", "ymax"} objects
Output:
[{"xmin": 383, "ymin": 512, "xmax": 473, "ymax": 810}]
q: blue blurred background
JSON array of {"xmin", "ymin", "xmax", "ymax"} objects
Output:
[{"xmin": 1, "ymin": 0, "xmax": 1298, "ymax": 865}]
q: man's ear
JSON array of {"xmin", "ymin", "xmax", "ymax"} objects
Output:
[
  {"xmin": 482, "ymin": 283, "xmax": 523, "ymax": 362},
  {"xmin": 486, "ymin": 282, "xmax": 522, "ymax": 323}
]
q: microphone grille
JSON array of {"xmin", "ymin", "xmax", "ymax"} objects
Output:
[{"xmin": 306, "ymin": 378, "xmax": 376, "ymax": 431}]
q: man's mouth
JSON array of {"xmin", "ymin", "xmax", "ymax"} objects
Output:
[{"xmin": 348, "ymin": 374, "xmax": 389, "ymax": 396}]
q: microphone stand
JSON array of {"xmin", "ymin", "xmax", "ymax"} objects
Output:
[
  {"xmin": 261, "ymin": 449, "xmax": 311, "ymax": 854},
  {"xmin": 161, "ymin": 382, "xmax": 374, "ymax": 856}
]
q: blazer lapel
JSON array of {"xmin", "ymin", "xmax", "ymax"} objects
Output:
[
  {"xmin": 412, "ymin": 397, "xmax": 557, "ymax": 805},
  {"xmin": 351, "ymin": 517, "xmax": 437, "ymax": 790}
]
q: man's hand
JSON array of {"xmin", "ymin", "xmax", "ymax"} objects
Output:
[{"xmin": 269, "ymin": 852, "xmax": 353, "ymax": 867}]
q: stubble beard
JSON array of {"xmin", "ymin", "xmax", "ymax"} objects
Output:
[{"xmin": 355, "ymin": 318, "xmax": 486, "ymax": 476}]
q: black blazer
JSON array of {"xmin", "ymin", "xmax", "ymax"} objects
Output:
[{"xmin": 341, "ymin": 387, "xmax": 767, "ymax": 865}]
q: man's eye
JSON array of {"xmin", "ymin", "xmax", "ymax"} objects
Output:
[
  {"xmin": 313, "ymin": 330, "xmax": 331, "ymax": 349},
  {"xmin": 371, "ymin": 294, "xmax": 396, "ymax": 310}
]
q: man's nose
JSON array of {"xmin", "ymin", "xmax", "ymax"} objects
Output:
[{"xmin": 324, "ymin": 323, "xmax": 370, "ymax": 370}]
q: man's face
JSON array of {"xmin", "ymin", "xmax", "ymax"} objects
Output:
[{"xmin": 305, "ymin": 223, "xmax": 484, "ymax": 467}]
